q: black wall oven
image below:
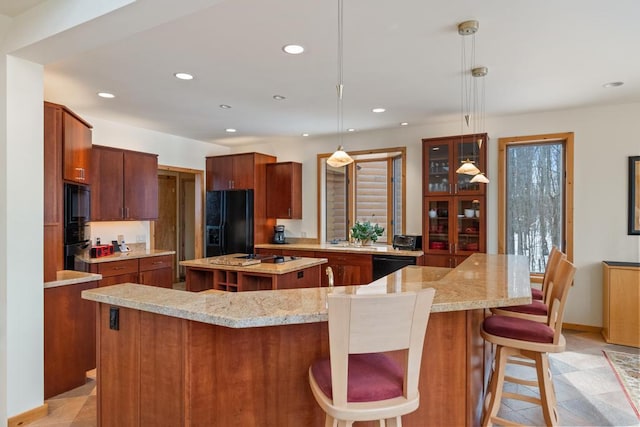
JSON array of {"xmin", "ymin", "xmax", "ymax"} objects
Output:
[{"xmin": 64, "ymin": 183, "xmax": 91, "ymax": 269}]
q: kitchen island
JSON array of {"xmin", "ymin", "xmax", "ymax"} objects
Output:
[
  {"xmin": 180, "ymin": 254, "xmax": 328, "ymax": 292},
  {"xmin": 82, "ymin": 254, "xmax": 530, "ymax": 427}
]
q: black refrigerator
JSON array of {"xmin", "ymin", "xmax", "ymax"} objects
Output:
[{"xmin": 206, "ymin": 189, "xmax": 254, "ymax": 256}]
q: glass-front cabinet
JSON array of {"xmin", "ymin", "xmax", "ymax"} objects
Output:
[
  {"xmin": 423, "ymin": 133, "xmax": 487, "ymax": 196},
  {"xmin": 422, "ymin": 133, "xmax": 488, "ymax": 267},
  {"xmin": 423, "ymin": 196, "xmax": 486, "ymax": 267}
]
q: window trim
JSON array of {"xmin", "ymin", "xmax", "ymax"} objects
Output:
[
  {"xmin": 497, "ymin": 132, "xmax": 574, "ymax": 272},
  {"xmin": 317, "ymin": 147, "xmax": 406, "ymax": 243}
]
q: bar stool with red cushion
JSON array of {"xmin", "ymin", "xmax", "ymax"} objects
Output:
[
  {"xmin": 491, "ymin": 247, "xmax": 566, "ymax": 322},
  {"xmin": 480, "ymin": 258, "xmax": 576, "ymax": 427},
  {"xmin": 309, "ymin": 287, "xmax": 436, "ymax": 427}
]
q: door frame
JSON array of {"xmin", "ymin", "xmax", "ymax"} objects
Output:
[{"xmin": 152, "ymin": 165, "xmax": 205, "ymax": 265}]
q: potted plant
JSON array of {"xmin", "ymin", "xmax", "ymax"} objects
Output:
[{"xmin": 350, "ymin": 220, "xmax": 384, "ymax": 246}]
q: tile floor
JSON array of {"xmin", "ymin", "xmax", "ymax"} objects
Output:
[{"xmin": 27, "ymin": 331, "xmax": 639, "ymax": 426}]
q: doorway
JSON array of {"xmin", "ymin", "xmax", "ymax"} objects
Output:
[{"xmin": 154, "ymin": 166, "xmax": 204, "ymax": 282}]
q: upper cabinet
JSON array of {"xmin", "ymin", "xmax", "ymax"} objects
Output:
[
  {"xmin": 206, "ymin": 153, "xmax": 265, "ymax": 190},
  {"xmin": 422, "ymin": 133, "xmax": 487, "ymax": 197},
  {"xmin": 91, "ymin": 145, "xmax": 158, "ymax": 221},
  {"xmin": 62, "ymin": 108, "xmax": 92, "ymax": 184},
  {"xmin": 266, "ymin": 162, "xmax": 302, "ymax": 219}
]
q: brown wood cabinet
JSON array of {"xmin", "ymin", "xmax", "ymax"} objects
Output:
[
  {"xmin": 422, "ymin": 134, "xmax": 487, "ymax": 267},
  {"xmin": 317, "ymin": 251, "xmax": 372, "ymax": 286},
  {"xmin": 91, "ymin": 145, "xmax": 158, "ymax": 220},
  {"xmin": 43, "ymin": 102, "xmax": 65, "ymax": 281},
  {"xmin": 86, "ymin": 255, "xmax": 174, "ymax": 288},
  {"xmin": 266, "ymin": 161, "xmax": 302, "ymax": 219},
  {"xmin": 602, "ymin": 261, "xmax": 640, "ymax": 347},
  {"xmin": 139, "ymin": 255, "xmax": 174, "ymax": 288},
  {"xmin": 62, "ymin": 108, "xmax": 92, "ymax": 184},
  {"xmin": 206, "ymin": 152, "xmax": 277, "ymax": 244},
  {"xmin": 44, "ymin": 280, "xmax": 97, "ymax": 399}
]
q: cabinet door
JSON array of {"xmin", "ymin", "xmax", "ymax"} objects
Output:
[
  {"xmin": 44, "ymin": 103, "xmax": 63, "ymax": 224},
  {"xmin": 92, "ymin": 146, "xmax": 125, "ymax": 221},
  {"xmin": 424, "ymin": 197, "xmax": 453, "ymax": 255},
  {"xmin": 206, "ymin": 156, "xmax": 234, "ymax": 190},
  {"xmin": 62, "ymin": 110, "xmax": 92, "ymax": 184},
  {"xmin": 318, "ymin": 252, "xmax": 372, "ymax": 286},
  {"xmin": 139, "ymin": 268, "xmax": 173, "ymax": 288},
  {"xmin": 124, "ymin": 150, "xmax": 158, "ymax": 220},
  {"xmin": 231, "ymin": 154, "xmax": 255, "ymax": 189},
  {"xmin": 424, "ymin": 140, "xmax": 452, "ymax": 195},
  {"xmin": 454, "ymin": 197, "xmax": 485, "ymax": 254},
  {"xmin": 266, "ymin": 162, "xmax": 302, "ymax": 219}
]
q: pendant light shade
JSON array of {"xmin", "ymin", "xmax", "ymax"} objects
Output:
[
  {"xmin": 327, "ymin": 146, "xmax": 353, "ymax": 167},
  {"xmin": 456, "ymin": 159, "xmax": 480, "ymax": 175},
  {"xmin": 470, "ymin": 172, "xmax": 489, "ymax": 183}
]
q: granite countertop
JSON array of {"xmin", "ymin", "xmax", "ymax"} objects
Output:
[
  {"xmin": 78, "ymin": 249, "xmax": 176, "ymax": 264},
  {"xmin": 255, "ymin": 242, "xmax": 424, "ymax": 257},
  {"xmin": 45, "ymin": 270, "xmax": 102, "ymax": 289},
  {"xmin": 179, "ymin": 255, "xmax": 328, "ymax": 275},
  {"xmin": 82, "ymin": 254, "xmax": 531, "ymax": 328}
]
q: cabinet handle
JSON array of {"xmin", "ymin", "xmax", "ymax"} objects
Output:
[
  {"xmin": 454, "ymin": 184, "xmax": 457, "ymax": 194},
  {"xmin": 288, "ymin": 208, "xmax": 291, "ymax": 217},
  {"xmin": 114, "ymin": 266, "xmax": 125, "ymax": 270},
  {"xmin": 121, "ymin": 207, "xmax": 125, "ymax": 218},
  {"xmin": 125, "ymin": 207, "xmax": 129, "ymax": 218},
  {"xmin": 152, "ymin": 261, "xmax": 163, "ymax": 265},
  {"xmin": 75, "ymin": 167, "xmax": 83, "ymax": 181}
]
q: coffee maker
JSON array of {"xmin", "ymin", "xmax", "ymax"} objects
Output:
[{"xmin": 273, "ymin": 225, "xmax": 286, "ymax": 244}]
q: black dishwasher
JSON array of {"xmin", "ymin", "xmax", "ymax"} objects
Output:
[{"xmin": 372, "ymin": 255, "xmax": 417, "ymax": 280}]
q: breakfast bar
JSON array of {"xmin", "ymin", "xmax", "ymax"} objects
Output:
[{"xmin": 82, "ymin": 254, "xmax": 531, "ymax": 427}]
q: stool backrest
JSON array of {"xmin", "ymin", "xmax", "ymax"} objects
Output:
[
  {"xmin": 546, "ymin": 258, "xmax": 576, "ymax": 344},
  {"xmin": 326, "ymin": 288, "xmax": 436, "ymax": 406},
  {"xmin": 541, "ymin": 247, "xmax": 565, "ymax": 305}
]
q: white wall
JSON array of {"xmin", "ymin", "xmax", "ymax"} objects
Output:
[
  {"xmin": 233, "ymin": 102, "xmax": 640, "ymax": 327},
  {"xmin": 1, "ymin": 55, "xmax": 45, "ymax": 420}
]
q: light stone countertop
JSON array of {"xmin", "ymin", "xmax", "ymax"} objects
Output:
[
  {"xmin": 255, "ymin": 242, "xmax": 424, "ymax": 257},
  {"xmin": 45, "ymin": 270, "xmax": 102, "ymax": 289},
  {"xmin": 78, "ymin": 249, "xmax": 176, "ymax": 264},
  {"xmin": 82, "ymin": 254, "xmax": 531, "ymax": 328},
  {"xmin": 179, "ymin": 255, "xmax": 328, "ymax": 274}
]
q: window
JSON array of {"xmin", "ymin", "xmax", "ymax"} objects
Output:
[
  {"xmin": 498, "ymin": 133, "xmax": 573, "ymax": 275},
  {"xmin": 318, "ymin": 147, "xmax": 405, "ymax": 244}
]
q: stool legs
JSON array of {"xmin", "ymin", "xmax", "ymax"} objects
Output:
[{"xmin": 482, "ymin": 346, "xmax": 559, "ymax": 427}]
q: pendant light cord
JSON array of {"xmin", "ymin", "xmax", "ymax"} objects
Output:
[{"xmin": 337, "ymin": 0, "xmax": 344, "ymax": 147}]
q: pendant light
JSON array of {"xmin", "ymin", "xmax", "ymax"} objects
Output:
[
  {"xmin": 456, "ymin": 20, "xmax": 489, "ymax": 183},
  {"xmin": 326, "ymin": 0, "xmax": 353, "ymax": 168}
]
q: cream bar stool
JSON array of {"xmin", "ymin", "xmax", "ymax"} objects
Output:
[
  {"xmin": 309, "ymin": 287, "xmax": 436, "ymax": 427},
  {"xmin": 491, "ymin": 247, "xmax": 566, "ymax": 322},
  {"xmin": 481, "ymin": 258, "xmax": 576, "ymax": 427}
]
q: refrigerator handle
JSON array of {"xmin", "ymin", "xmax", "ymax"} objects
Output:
[{"xmin": 220, "ymin": 223, "xmax": 226, "ymax": 254}]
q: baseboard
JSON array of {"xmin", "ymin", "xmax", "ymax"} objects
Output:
[
  {"xmin": 563, "ymin": 322, "xmax": 602, "ymax": 333},
  {"xmin": 7, "ymin": 403, "xmax": 48, "ymax": 427}
]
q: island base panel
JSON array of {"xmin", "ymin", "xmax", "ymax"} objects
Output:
[{"xmin": 96, "ymin": 305, "xmax": 488, "ymax": 426}]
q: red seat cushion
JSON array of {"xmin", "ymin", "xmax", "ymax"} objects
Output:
[
  {"xmin": 500, "ymin": 300, "xmax": 548, "ymax": 316},
  {"xmin": 310, "ymin": 353, "xmax": 404, "ymax": 402},
  {"xmin": 483, "ymin": 315, "xmax": 554, "ymax": 343},
  {"xmin": 531, "ymin": 288, "xmax": 544, "ymax": 300}
]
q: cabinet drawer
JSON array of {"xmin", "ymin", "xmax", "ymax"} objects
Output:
[
  {"xmin": 98, "ymin": 259, "xmax": 139, "ymax": 277},
  {"xmin": 139, "ymin": 255, "xmax": 173, "ymax": 272}
]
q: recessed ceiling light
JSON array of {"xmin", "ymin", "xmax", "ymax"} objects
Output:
[
  {"xmin": 400, "ymin": 122, "xmax": 409, "ymax": 126},
  {"xmin": 174, "ymin": 72, "xmax": 194, "ymax": 80},
  {"xmin": 282, "ymin": 44, "xmax": 304, "ymax": 55},
  {"xmin": 273, "ymin": 95, "xmax": 286, "ymax": 100},
  {"xmin": 97, "ymin": 92, "xmax": 115, "ymax": 98},
  {"xmin": 219, "ymin": 104, "xmax": 232, "ymax": 109},
  {"xmin": 302, "ymin": 133, "xmax": 309, "ymax": 137},
  {"xmin": 347, "ymin": 128, "xmax": 356, "ymax": 132},
  {"xmin": 603, "ymin": 81, "xmax": 623, "ymax": 88},
  {"xmin": 372, "ymin": 107, "xmax": 386, "ymax": 113},
  {"xmin": 225, "ymin": 128, "xmax": 237, "ymax": 133}
]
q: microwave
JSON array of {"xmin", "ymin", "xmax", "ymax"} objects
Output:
[{"xmin": 392, "ymin": 235, "xmax": 422, "ymax": 251}]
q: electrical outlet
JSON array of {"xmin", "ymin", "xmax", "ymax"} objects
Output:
[{"xmin": 136, "ymin": 234, "xmax": 146, "ymax": 243}]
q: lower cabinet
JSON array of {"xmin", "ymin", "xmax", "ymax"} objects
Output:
[
  {"xmin": 602, "ymin": 261, "xmax": 640, "ymax": 347},
  {"xmin": 86, "ymin": 255, "xmax": 174, "ymax": 288},
  {"xmin": 317, "ymin": 251, "xmax": 372, "ymax": 286},
  {"xmin": 44, "ymin": 280, "xmax": 97, "ymax": 399}
]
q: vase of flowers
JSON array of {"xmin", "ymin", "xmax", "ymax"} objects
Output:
[{"xmin": 350, "ymin": 220, "xmax": 384, "ymax": 246}]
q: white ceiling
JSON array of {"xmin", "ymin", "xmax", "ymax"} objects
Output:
[{"xmin": 8, "ymin": 0, "xmax": 640, "ymax": 146}]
